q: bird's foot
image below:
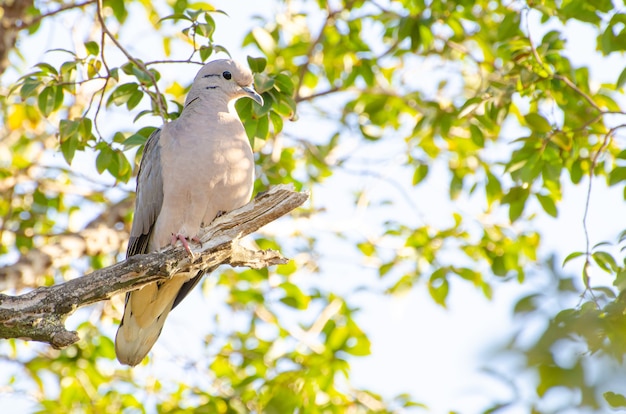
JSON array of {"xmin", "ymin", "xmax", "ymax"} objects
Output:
[{"xmin": 171, "ymin": 233, "xmax": 202, "ymax": 255}]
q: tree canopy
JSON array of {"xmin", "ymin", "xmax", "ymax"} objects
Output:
[{"xmin": 1, "ymin": 0, "xmax": 626, "ymax": 412}]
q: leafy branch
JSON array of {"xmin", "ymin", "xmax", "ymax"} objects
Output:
[
  {"xmin": 96, "ymin": 0, "xmax": 167, "ymax": 120},
  {"xmin": 522, "ymin": 9, "xmax": 626, "ymax": 297}
]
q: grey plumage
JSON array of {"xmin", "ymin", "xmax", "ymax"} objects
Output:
[{"xmin": 115, "ymin": 59, "xmax": 263, "ymax": 366}]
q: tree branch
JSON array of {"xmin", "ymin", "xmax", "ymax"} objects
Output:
[{"xmin": 0, "ymin": 185, "xmax": 308, "ymax": 349}]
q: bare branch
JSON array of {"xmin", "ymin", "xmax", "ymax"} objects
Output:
[{"xmin": 0, "ymin": 186, "xmax": 308, "ymax": 349}]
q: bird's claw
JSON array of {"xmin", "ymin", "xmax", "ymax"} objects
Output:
[{"xmin": 171, "ymin": 234, "xmax": 201, "ymax": 255}]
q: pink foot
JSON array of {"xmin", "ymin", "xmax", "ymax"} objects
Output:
[{"xmin": 171, "ymin": 233, "xmax": 201, "ymax": 255}]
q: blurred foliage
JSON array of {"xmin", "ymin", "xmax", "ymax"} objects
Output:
[{"xmin": 1, "ymin": 0, "xmax": 626, "ymax": 412}]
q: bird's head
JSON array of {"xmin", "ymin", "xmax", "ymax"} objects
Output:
[{"xmin": 185, "ymin": 59, "xmax": 264, "ymax": 107}]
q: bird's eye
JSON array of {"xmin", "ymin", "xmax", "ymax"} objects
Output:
[{"xmin": 222, "ymin": 71, "xmax": 232, "ymax": 80}]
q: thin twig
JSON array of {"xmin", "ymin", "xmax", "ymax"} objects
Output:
[
  {"xmin": 14, "ymin": 0, "xmax": 97, "ymax": 30},
  {"xmin": 295, "ymin": 4, "xmax": 337, "ymax": 102},
  {"xmin": 91, "ymin": 27, "xmax": 110, "ymax": 139},
  {"xmin": 144, "ymin": 59, "xmax": 205, "ymax": 67},
  {"xmin": 554, "ymin": 74, "xmax": 604, "ymax": 113},
  {"xmin": 96, "ymin": 0, "xmax": 167, "ymax": 120},
  {"xmin": 295, "ymin": 86, "xmax": 343, "ymax": 103},
  {"xmin": 581, "ymin": 124, "xmax": 626, "ymax": 301}
]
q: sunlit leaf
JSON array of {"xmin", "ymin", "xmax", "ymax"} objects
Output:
[
  {"xmin": 524, "ymin": 113, "xmax": 552, "ymax": 133},
  {"xmin": 605, "ymin": 392, "xmax": 626, "ymax": 408}
]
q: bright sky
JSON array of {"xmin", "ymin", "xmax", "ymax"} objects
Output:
[{"xmin": 2, "ymin": 1, "xmax": 626, "ymax": 413}]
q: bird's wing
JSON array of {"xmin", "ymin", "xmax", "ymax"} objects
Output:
[{"xmin": 126, "ymin": 128, "xmax": 164, "ymax": 257}]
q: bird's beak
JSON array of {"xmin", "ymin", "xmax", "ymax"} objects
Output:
[{"xmin": 241, "ymin": 86, "xmax": 264, "ymax": 106}]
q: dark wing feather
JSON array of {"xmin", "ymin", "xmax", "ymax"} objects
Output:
[
  {"xmin": 127, "ymin": 128, "xmax": 164, "ymax": 257},
  {"xmin": 172, "ymin": 272, "xmax": 204, "ymax": 309}
]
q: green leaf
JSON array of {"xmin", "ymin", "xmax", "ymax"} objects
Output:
[
  {"xmin": 269, "ymin": 111, "xmax": 283, "ymax": 134},
  {"xmin": 562, "ymin": 251, "xmax": 584, "ymax": 267},
  {"xmin": 114, "ymin": 150, "xmax": 132, "ymax": 181},
  {"xmin": 102, "ymin": 150, "xmax": 132, "ymax": 182},
  {"xmin": 159, "ymin": 13, "xmax": 193, "ymax": 23},
  {"xmin": 38, "ymin": 85, "xmax": 63, "ymax": 116},
  {"xmin": 107, "ymin": 83, "xmax": 139, "ymax": 107},
  {"xmin": 524, "ymin": 113, "xmax": 552, "ymax": 133},
  {"xmin": 593, "ymin": 251, "xmax": 618, "ymax": 273},
  {"xmin": 104, "ymin": 0, "xmax": 128, "ymax": 23},
  {"xmin": 84, "ymin": 41, "xmax": 99, "ymax": 56},
  {"xmin": 247, "ymin": 56, "xmax": 267, "ymax": 73},
  {"xmin": 79, "ymin": 117, "xmax": 94, "ymax": 142},
  {"xmin": 357, "ymin": 241, "xmax": 376, "ymax": 256},
  {"xmin": 20, "ymin": 77, "xmax": 40, "ymax": 98},
  {"xmin": 605, "ymin": 392, "xmax": 626, "ymax": 408},
  {"xmin": 112, "ymin": 132, "xmax": 126, "ymax": 143},
  {"xmin": 609, "ymin": 166, "xmax": 626, "ymax": 186},
  {"xmin": 196, "ymin": 20, "xmax": 215, "ymax": 39},
  {"xmin": 256, "ymin": 114, "xmax": 269, "ymax": 139},
  {"xmin": 497, "ymin": 11, "xmax": 520, "ymax": 40},
  {"xmin": 513, "ymin": 294, "xmax": 539, "ymax": 315},
  {"xmin": 123, "ymin": 126, "xmax": 156, "ymax": 149},
  {"xmin": 536, "ymin": 194, "xmax": 558, "ymax": 217},
  {"xmin": 412, "ymin": 163, "xmax": 429, "ymax": 185},
  {"xmin": 59, "ymin": 119, "xmax": 79, "ymax": 141},
  {"xmin": 60, "ymin": 134, "xmax": 79, "ymax": 165},
  {"xmin": 199, "ymin": 45, "xmax": 213, "ymax": 61},
  {"xmin": 34, "ymin": 62, "xmax": 58, "ymax": 75},
  {"xmin": 126, "ymin": 90, "xmax": 144, "ymax": 110},
  {"xmin": 60, "ymin": 61, "xmax": 77, "ymax": 87},
  {"xmin": 253, "ymin": 73, "xmax": 275, "ymax": 94},
  {"xmin": 236, "ymin": 96, "xmax": 253, "ymax": 121},
  {"xmin": 428, "ymin": 269, "xmax": 449, "ymax": 307},
  {"xmin": 274, "ymin": 73, "xmax": 294, "ymax": 95},
  {"xmin": 96, "ymin": 147, "xmax": 113, "ymax": 174},
  {"xmin": 279, "ymin": 282, "xmax": 310, "ymax": 310},
  {"xmin": 243, "ymin": 118, "xmax": 257, "ymax": 141},
  {"xmin": 458, "ymin": 96, "xmax": 482, "ymax": 118},
  {"xmin": 616, "ymin": 67, "xmax": 626, "ymax": 90},
  {"xmin": 485, "ymin": 172, "xmax": 502, "ymax": 206},
  {"xmin": 469, "ymin": 124, "xmax": 485, "ymax": 147},
  {"xmin": 251, "ymin": 27, "xmax": 276, "ymax": 55},
  {"xmin": 502, "ymin": 186, "xmax": 529, "ymax": 222}
]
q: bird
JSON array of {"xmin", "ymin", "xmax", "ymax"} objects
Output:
[{"xmin": 115, "ymin": 59, "xmax": 263, "ymax": 366}]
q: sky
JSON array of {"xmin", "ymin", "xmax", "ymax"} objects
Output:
[{"xmin": 2, "ymin": 1, "xmax": 626, "ymax": 413}]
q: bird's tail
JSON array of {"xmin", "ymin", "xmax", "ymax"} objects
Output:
[{"xmin": 115, "ymin": 277, "xmax": 188, "ymax": 366}]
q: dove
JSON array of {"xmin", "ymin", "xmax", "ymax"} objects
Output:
[{"xmin": 115, "ymin": 59, "xmax": 263, "ymax": 366}]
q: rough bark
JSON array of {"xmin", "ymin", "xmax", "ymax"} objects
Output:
[
  {"xmin": 0, "ymin": 185, "xmax": 308, "ymax": 348},
  {"xmin": 0, "ymin": 0, "xmax": 34, "ymax": 75}
]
